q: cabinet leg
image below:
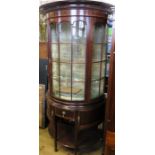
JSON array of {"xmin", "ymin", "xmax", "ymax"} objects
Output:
[
  {"xmin": 74, "ymin": 113, "xmax": 79, "ymax": 155},
  {"xmin": 74, "ymin": 129, "xmax": 78, "ymax": 155},
  {"xmin": 53, "ymin": 116, "xmax": 58, "ymax": 152}
]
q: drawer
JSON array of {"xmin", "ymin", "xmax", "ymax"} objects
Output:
[
  {"xmin": 80, "ymin": 104, "xmax": 104, "ymax": 125},
  {"xmin": 55, "ymin": 108, "xmax": 75, "ymax": 121}
]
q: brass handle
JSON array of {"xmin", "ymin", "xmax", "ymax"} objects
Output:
[{"xmin": 62, "ymin": 111, "xmax": 66, "ymax": 117}]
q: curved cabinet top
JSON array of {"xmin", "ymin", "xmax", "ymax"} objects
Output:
[{"xmin": 40, "ymin": 0, "xmax": 114, "ymax": 16}]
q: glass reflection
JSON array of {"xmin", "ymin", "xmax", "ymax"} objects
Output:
[
  {"xmin": 60, "ymin": 63, "xmax": 71, "ymax": 80},
  {"xmin": 60, "ymin": 63, "xmax": 71, "ymax": 100},
  {"xmin": 60, "ymin": 44, "xmax": 71, "ymax": 62},
  {"xmin": 51, "ymin": 21, "xmax": 86, "ymax": 101},
  {"xmin": 72, "ymin": 82, "xmax": 84, "ymax": 101},
  {"xmin": 58, "ymin": 22, "xmax": 71, "ymax": 43},
  {"xmin": 72, "ymin": 44, "xmax": 85, "ymax": 63},
  {"xmin": 91, "ymin": 80, "xmax": 100, "ymax": 99},
  {"xmin": 51, "ymin": 44, "xmax": 58, "ymax": 61},
  {"xmin": 100, "ymin": 79, "xmax": 104, "ymax": 95},
  {"xmin": 52, "ymin": 62, "xmax": 59, "ymax": 78},
  {"xmin": 91, "ymin": 63, "xmax": 100, "ymax": 80},
  {"xmin": 60, "ymin": 77, "xmax": 71, "ymax": 100},
  {"xmin": 51, "ymin": 23, "xmax": 57, "ymax": 43},
  {"xmin": 72, "ymin": 64, "xmax": 85, "ymax": 81},
  {"xmin": 92, "ymin": 44, "xmax": 101, "ymax": 61},
  {"xmin": 52, "ymin": 79, "xmax": 59, "ymax": 97},
  {"xmin": 93, "ymin": 23, "xmax": 105, "ymax": 43},
  {"xmin": 72, "ymin": 21, "xmax": 86, "ymax": 43},
  {"xmin": 101, "ymin": 61, "xmax": 106, "ymax": 78},
  {"xmin": 91, "ymin": 22, "xmax": 106, "ymax": 99},
  {"xmin": 102, "ymin": 45, "xmax": 106, "ymax": 60}
]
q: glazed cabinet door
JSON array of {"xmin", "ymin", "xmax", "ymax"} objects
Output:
[
  {"xmin": 91, "ymin": 21, "xmax": 106, "ymax": 99},
  {"xmin": 49, "ymin": 17, "xmax": 87, "ymax": 101},
  {"xmin": 48, "ymin": 16, "xmax": 107, "ymax": 102}
]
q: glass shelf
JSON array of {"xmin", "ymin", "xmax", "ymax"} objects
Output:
[
  {"xmin": 92, "ymin": 59, "xmax": 106, "ymax": 63},
  {"xmin": 72, "ymin": 81, "xmax": 85, "ymax": 101},
  {"xmin": 52, "ymin": 76, "xmax": 84, "ymax": 83},
  {"xmin": 91, "ymin": 77, "xmax": 105, "ymax": 82},
  {"xmin": 50, "ymin": 42, "xmax": 87, "ymax": 44},
  {"xmin": 52, "ymin": 83, "xmax": 84, "ymax": 101},
  {"xmin": 52, "ymin": 60, "xmax": 85, "ymax": 64}
]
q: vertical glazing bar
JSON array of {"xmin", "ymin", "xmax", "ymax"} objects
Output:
[
  {"xmin": 85, "ymin": 17, "xmax": 93, "ymax": 102},
  {"xmin": 103, "ymin": 23, "xmax": 108, "ymax": 94},
  {"xmin": 51, "ymin": 20, "xmax": 55, "ymax": 97},
  {"xmin": 57, "ymin": 20, "xmax": 61, "ymax": 97},
  {"xmin": 99, "ymin": 23, "xmax": 105, "ymax": 95},
  {"xmin": 71, "ymin": 20, "xmax": 73, "ymax": 100},
  {"xmin": 99, "ymin": 43, "xmax": 103, "ymax": 95},
  {"xmin": 47, "ymin": 17, "xmax": 52, "ymax": 96}
]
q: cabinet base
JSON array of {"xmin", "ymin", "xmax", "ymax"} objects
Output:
[{"xmin": 49, "ymin": 120, "xmax": 103, "ymax": 151}]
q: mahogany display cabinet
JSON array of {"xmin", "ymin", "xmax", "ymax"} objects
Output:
[{"xmin": 40, "ymin": 1, "xmax": 114, "ymax": 154}]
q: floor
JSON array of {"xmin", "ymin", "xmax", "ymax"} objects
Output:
[{"xmin": 39, "ymin": 128, "xmax": 102, "ymax": 155}]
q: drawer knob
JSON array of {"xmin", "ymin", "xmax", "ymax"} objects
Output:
[{"xmin": 62, "ymin": 111, "xmax": 66, "ymax": 117}]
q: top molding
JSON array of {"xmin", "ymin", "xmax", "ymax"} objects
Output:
[{"xmin": 39, "ymin": 0, "xmax": 115, "ymax": 14}]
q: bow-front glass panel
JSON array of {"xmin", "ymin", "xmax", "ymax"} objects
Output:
[{"xmin": 51, "ymin": 20, "xmax": 86, "ymax": 101}]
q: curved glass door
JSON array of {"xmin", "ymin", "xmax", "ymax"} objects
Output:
[
  {"xmin": 50, "ymin": 21, "xmax": 86, "ymax": 101},
  {"xmin": 91, "ymin": 22, "xmax": 106, "ymax": 99}
]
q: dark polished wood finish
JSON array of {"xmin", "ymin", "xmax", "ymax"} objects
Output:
[
  {"xmin": 104, "ymin": 131, "xmax": 115, "ymax": 155},
  {"xmin": 40, "ymin": 1, "xmax": 114, "ymax": 155},
  {"xmin": 40, "ymin": 0, "xmax": 114, "ymax": 15},
  {"xmin": 103, "ymin": 30, "xmax": 115, "ymax": 155}
]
